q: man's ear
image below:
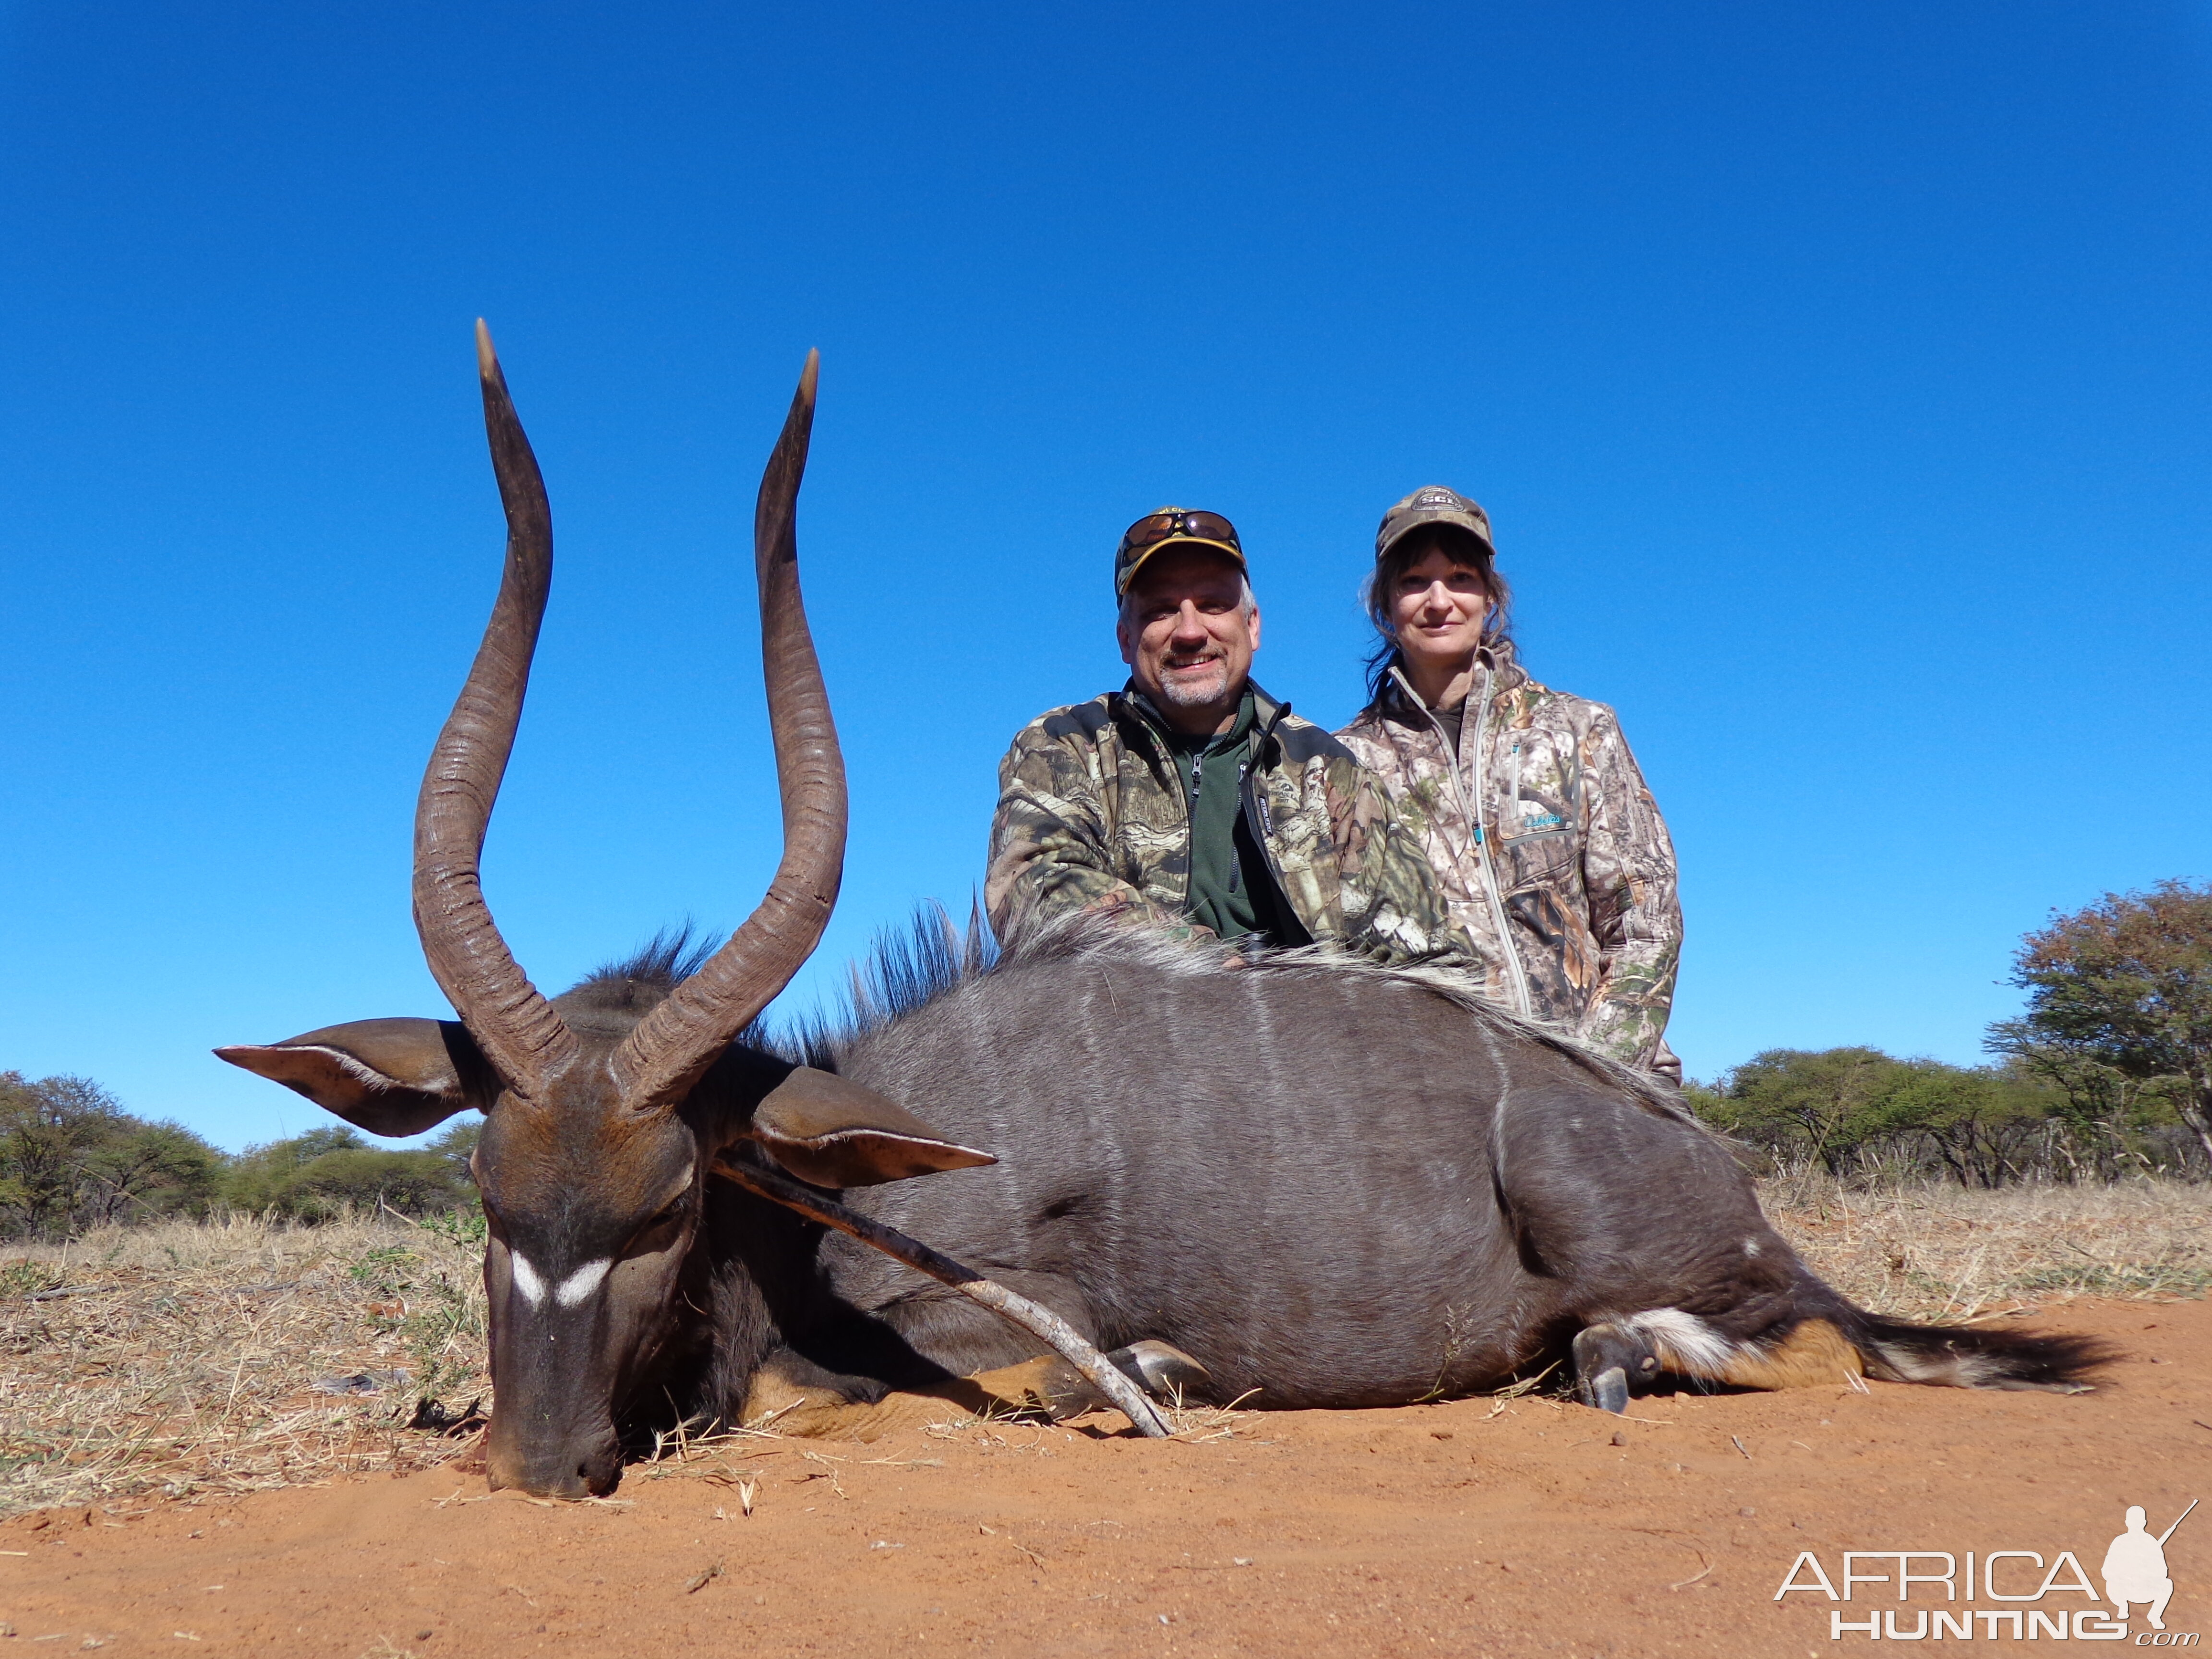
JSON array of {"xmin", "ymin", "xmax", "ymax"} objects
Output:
[
  {"xmin": 748, "ymin": 1066, "xmax": 997, "ymax": 1188},
  {"xmin": 214, "ymin": 1019, "xmax": 490, "ymax": 1138}
]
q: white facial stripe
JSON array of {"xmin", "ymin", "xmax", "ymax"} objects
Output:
[
  {"xmin": 554, "ymin": 1259, "xmax": 612, "ymax": 1308},
  {"xmin": 508, "ymin": 1252, "xmax": 547, "ymax": 1307}
]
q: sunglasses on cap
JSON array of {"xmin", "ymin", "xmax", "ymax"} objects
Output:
[{"xmin": 1118, "ymin": 509, "xmax": 1243, "ymax": 559}]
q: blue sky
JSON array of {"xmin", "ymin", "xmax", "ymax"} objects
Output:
[{"xmin": 4, "ymin": 3, "xmax": 2208, "ymax": 1150}]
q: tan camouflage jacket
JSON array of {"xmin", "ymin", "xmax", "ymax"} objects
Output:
[
  {"xmin": 986, "ymin": 682, "xmax": 1456, "ymax": 964},
  {"xmin": 1336, "ymin": 646, "xmax": 1683, "ymax": 1079}
]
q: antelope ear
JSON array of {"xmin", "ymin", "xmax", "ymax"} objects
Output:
[
  {"xmin": 749, "ymin": 1066, "xmax": 997, "ymax": 1188},
  {"xmin": 214, "ymin": 1019, "xmax": 490, "ymax": 1138}
]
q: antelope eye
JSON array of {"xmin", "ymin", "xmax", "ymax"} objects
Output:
[{"xmin": 631, "ymin": 1194, "xmax": 688, "ymax": 1246}]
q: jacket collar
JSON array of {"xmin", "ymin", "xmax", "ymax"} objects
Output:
[
  {"xmin": 1374, "ymin": 639, "xmax": 1526, "ymax": 730},
  {"xmin": 1117, "ymin": 678, "xmax": 1289, "ymax": 759}
]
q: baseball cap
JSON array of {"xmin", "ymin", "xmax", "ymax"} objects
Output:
[
  {"xmin": 1374, "ymin": 486, "xmax": 1496, "ymax": 564},
  {"xmin": 1114, "ymin": 507, "xmax": 1247, "ymax": 598}
]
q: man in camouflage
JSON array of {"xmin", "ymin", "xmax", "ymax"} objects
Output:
[
  {"xmin": 1337, "ymin": 486, "xmax": 1683, "ymax": 1079},
  {"xmin": 985, "ymin": 507, "xmax": 1455, "ymax": 963}
]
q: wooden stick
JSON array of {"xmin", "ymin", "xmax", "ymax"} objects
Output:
[{"xmin": 712, "ymin": 1157, "xmax": 1171, "ymax": 1438}]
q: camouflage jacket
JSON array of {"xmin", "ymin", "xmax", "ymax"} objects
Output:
[
  {"xmin": 986, "ymin": 682, "xmax": 1456, "ymax": 964},
  {"xmin": 1335, "ymin": 646, "xmax": 1683, "ymax": 1079}
]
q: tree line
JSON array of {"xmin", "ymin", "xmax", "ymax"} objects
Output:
[
  {"xmin": 1684, "ymin": 1047, "xmax": 2201, "ymax": 1185},
  {"xmin": 4, "ymin": 880, "xmax": 2206, "ymax": 1236},
  {"xmin": 1688, "ymin": 879, "xmax": 2212, "ymax": 1184},
  {"xmin": 0, "ymin": 1070, "xmax": 479, "ymax": 1240}
]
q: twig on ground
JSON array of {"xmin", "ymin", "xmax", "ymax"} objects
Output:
[
  {"xmin": 1669, "ymin": 1557, "xmax": 1713, "ymax": 1591},
  {"xmin": 682, "ymin": 1561, "xmax": 724, "ymax": 1594}
]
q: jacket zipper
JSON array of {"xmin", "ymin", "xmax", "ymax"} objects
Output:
[
  {"xmin": 1237, "ymin": 762, "xmax": 1311, "ymax": 945},
  {"xmin": 1123, "ymin": 697, "xmax": 1195, "ymax": 908},
  {"xmin": 1390, "ymin": 665, "xmax": 1532, "ymax": 1017},
  {"xmin": 1131, "ymin": 692, "xmax": 1301, "ymax": 931},
  {"xmin": 1235, "ymin": 704, "xmax": 1308, "ymax": 940},
  {"xmin": 1189, "ymin": 749, "xmax": 1242, "ymax": 894}
]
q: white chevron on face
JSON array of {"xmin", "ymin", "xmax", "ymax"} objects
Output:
[
  {"xmin": 554, "ymin": 1259, "xmax": 611, "ymax": 1307},
  {"xmin": 509, "ymin": 1251, "xmax": 548, "ymax": 1307}
]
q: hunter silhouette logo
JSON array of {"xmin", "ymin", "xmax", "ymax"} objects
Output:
[
  {"xmin": 1775, "ymin": 1498, "xmax": 2198, "ymax": 1643},
  {"xmin": 2107, "ymin": 1502, "xmax": 2195, "ymax": 1632}
]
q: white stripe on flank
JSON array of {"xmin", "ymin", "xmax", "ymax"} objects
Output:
[
  {"xmin": 508, "ymin": 1252, "xmax": 548, "ymax": 1307},
  {"xmin": 554, "ymin": 1260, "xmax": 611, "ymax": 1308}
]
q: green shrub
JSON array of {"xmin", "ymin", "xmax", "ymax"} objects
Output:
[
  {"xmin": 221, "ymin": 1128, "xmax": 470, "ymax": 1222},
  {"xmin": 1989, "ymin": 878, "xmax": 2212, "ymax": 1170},
  {"xmin": 1689, "ymin": 1046, "xmax": 2200, "ymax": 1185},
  {"xmin": 0, "ymin": 1072, "xmax": 223, "ymax": 1239}
]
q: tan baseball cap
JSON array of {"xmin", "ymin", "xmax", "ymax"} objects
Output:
[
  {"xmin": 1114, "ymin": 507, "xmax": 1246, "ymax": 597},
  {"xmin": 1375, "ymin": 486, "xmax": 1496, "ymax": 563}
]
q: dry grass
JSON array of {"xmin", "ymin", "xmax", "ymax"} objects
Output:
[
  {"xmin": 1761, "ymin": 1174, "xmax": 2212, "ymax": 1320},
  {"xmin": 0, "ymin": 1179, "xmax": 2205, "ymax": 1519},
  {"xmin": 1157, "ymin": 1389, "xmax": 1263, "ymax": 1444},
  {"xmin": 0, "ymin": 1211, "xmax": 489, "ymax": 1520}
]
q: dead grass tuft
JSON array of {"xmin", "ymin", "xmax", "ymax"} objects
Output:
[
  {"xmin": 1157, "ymin": 1387, "xmax": 1262, "ymax": 1444},
  {"xmin": 0, "ymin": 1211, "xmax": 490, "ymax": 1519},
  {"xmin": 1763, "ymin": 1176, "xmax": 2212, "ymax": 1320},
  {"xmin": 1, "ymin": 1179, "xmax": 2203, "ymax": 1517},
  {"xmin": 1160, "ymin": 1405, "xmax": 1252, "ymax": 1443}
]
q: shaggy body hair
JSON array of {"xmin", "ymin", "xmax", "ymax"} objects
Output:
[
  {"xmin": 779, "ymin": 907, "xmax": 1682, "ymax": 1120},
  {"xmin": 558, "ymin": 926, "xmax": 723, "ymax": 1029}
]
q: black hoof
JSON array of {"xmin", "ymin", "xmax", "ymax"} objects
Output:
[
  {"xmin": 1584, "ymin": 1367, "xmax": 1629, "ymax": 1414},
  {"xmin": 1110, "ymin": 1340, "xmax": 1212, "ymax": 1400},
  {"xmin": 1572, "ymin": 1322, "xmax": 1658, "ymax": 1413}
]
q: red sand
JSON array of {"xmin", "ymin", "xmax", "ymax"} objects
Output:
[{"xmin": 4, "ymin": 1298, "xmax": 2205, "ymax": 1657}]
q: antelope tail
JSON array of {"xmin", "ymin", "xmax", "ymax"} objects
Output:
[{"xmin": 1843, "ymin": 1310, "xmax": 2114, "ymax": 1394}]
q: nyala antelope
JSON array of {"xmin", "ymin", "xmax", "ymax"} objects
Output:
[{"xmin": 219, "ymin": 328, "xmax": 2106, "ymax": 1498}]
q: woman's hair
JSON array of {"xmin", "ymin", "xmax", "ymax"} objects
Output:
[{"xmin": 1360, "ymin": 525, "xmax": 1515, "ymax": 705}]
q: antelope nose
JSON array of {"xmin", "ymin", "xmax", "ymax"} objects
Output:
[
  {"xmin": 489, "ymin": 1450, "xmax": 615, "ymax": 1501},
  {"xmin": 487, "ymin": 1430, "xmax": 622, "ymax": 1500}
]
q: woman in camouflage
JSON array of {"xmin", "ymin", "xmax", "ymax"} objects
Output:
[{"xmin": 1334, "ymin": 487, "xmax": 1684, "ymax": 1081}]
